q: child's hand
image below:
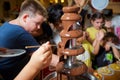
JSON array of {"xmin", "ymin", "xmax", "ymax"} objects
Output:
[
  {"xmin": 105, "ymin": 42, "xmax": 111, "ymax": 51},
  {"xmin": 96, "ymin": 30, "xmax": 104, "ymax": 41},
  {"xmin": 76, "ymin": 31, "xmax": 87, "ymax": 44},
  {"xmin": 82, "ymin": 31, "xmax": 89, "ymax": 40}
]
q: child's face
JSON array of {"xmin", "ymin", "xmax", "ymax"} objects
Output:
[
  {"xmin": 105, "ymin": 20, "xmax": 112, "ymax": 28},
  {"xmin": 91, "ymin": 18, "xmax": 104, "ymax": 30},
  {"xmin": 104, "ymin": 38, "xmax": 112, "ymax": 47},
  {"xmin": 103, "ymin": 39, "xmax": 112, "ymax": 51},
  {"xmin": 54, "ymin": 21, "xmax": 63, "ymax": 31}
]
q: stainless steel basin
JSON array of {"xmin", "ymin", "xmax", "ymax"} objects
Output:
[
  {"xmin": 43, "ymin": 72, "xmax": 99, "ymax": 80},
  {"xmin": 43, "ymin": 72, "xmax": 57, "ymax": 80}
]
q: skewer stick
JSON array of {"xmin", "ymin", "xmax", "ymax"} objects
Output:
[
  {"xmin": 108, "ymin": 42, "xmax": 120, "ymax": 49},
  {"xmin": 118, "ymin": 58, "xmax": 120, "ymax": 61},
  {"xmin": 25, "ymin": 45, "xmax": 56, "ymax": 49}
]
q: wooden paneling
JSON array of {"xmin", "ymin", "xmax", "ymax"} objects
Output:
[{"xmin": 106, "ymin": 2, "xmax": 120, "ymax": 14}]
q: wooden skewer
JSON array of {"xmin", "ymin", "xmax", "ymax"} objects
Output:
[
  {"xmin": 25, "ymin": 45, "xmax": 56, "ymax": 49},
  {"xmin": 118, "ymin": 58, "xmax": 120, "ymax": 61},
  {"xmin": 108, "ymin": 42, "xmax": 120, "ymax": 49}
]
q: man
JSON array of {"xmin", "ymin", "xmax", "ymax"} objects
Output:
[{"xmin": 0, "ymin": 0, "xmax": 49, "ymax": 80}]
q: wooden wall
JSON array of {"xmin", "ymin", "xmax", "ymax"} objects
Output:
[
  {"xmin": 0, "ymin": 0, "xmax": 24, "ymax": 20},
  {"xmin": 106, "ymin": 1, "xmax": 120, "ymax": 14}
]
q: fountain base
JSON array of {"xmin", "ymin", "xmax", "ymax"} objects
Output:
[{"xmin": 43, "ymin": 72, "xmax": 97, "ymax": 80}]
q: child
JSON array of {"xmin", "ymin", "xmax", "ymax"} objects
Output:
[
  {"xmin": 86, "ymin": 12, "xmax": 105, "ymax": 44},
  {"xmin": 76, "ymin": 12, "xmax": 106, "ymax": 67},
  {"xmin": 77, "ymin": 12, "xmax": 106, "ymax": 66},
  {"xmin": 92, "ymin": 31, "xmax": 120, "ymax": 69}
]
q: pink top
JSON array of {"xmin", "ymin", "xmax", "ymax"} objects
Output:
[{"xmin": 115, "ymin": 27, "xmax": 120, "ymax": 40}]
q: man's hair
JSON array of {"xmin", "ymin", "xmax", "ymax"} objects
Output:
[{"xmin": 18, "ymin": 0, "xmax": 48, "ymax": 18}]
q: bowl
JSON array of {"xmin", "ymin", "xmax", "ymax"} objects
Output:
[
  {"xmin": 43, "ymin": 72, "xmax": 57, "ymax": 80},
  {"xmin": 97, "ymin": 66, "xmax": 114, "ymax": 76},
  {"xmin": 109, "ymin": 63, "xmax": 120, "ymax": 71},
  {"xmin": 43, "ymin": 72, "xmax": 98, "ymax": 80}
]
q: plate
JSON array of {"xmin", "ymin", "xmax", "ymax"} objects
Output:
[
  {"xmin": 91, "ymin": 0, "xmax": 109, "ymax": 11},
  {"xmin": 97, "ymin": 66, "xmax": 114, "ymax": 76},
  {"xmin": 109, "ymin": 63, "xmax": 120, "ymax": 71},
  {"xmin": 0, "ymin": 49, "xmax": 26, "ymax": 57}
]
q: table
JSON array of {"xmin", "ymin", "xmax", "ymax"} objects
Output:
[
  {"xmin": 104, "ymin": 71, "xmax": 120, "ymax": 80},
  {"xmin": 96, "ymin": 62, "xmax": 120, "ymax": 80}
]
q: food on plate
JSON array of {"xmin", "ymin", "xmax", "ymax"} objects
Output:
[
  {"xmin": 109, "ymin": 63, "xmax": 120, "ymax": 71},
  {"xmin": 97, "ymin": 66, "xmax": 113, "ymax": 75},
  {"xmin": 0, "ymin": 48, "xmax": 7, "ymax": 53}
]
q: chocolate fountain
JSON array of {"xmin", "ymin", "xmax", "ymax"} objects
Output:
[{"xmin": 44, "ymin": 5, "xmax": 97, "ymax": 80}]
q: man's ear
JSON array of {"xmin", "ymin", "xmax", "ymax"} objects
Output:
[{"xmin": 22, "ymin": 13, "xmax": 29, "ymax": 23}]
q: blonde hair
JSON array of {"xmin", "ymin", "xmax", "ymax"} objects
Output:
[{"xmin": 18, "ymin": 0, "xmax": 48, "ymax": 18}]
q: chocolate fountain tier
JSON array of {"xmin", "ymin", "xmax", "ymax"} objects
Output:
[
  {"xmin": 61, "ymin": 13, "xmax": 81, "ymax": 21},
  {"xmin": 57, "ymin": 43, "xmax": 84, "ymax": 56},
  {"xmin": 61, "ymin": 6, "xmax": 81, "ymax": 21},
  {"xmin": 61, "ymin": 6, "xmax": 81, "ymax": 32},
  {"xmin": 69, "ymin": 62, "xmax": 88, "ymax": 76},
  {"xmin": 56, "ymin": 61, "xmax": 88, "ymax": 76},
  {"xmin": 60, "ymin": 30, "xmax": 83, "ymax": 38},
  {"xmin": 62, "ymin": 6, "xmax": 80, "ymax": 13}
]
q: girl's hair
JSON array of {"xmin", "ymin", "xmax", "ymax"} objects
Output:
[
  {"xmin": 90, "ymin": 12, "xmax": 105, "ymax": 22},
  {"xmin": 47, "ymin": 3, "xmax": 63, "ymax": 24},
  {"xmin": 18, "ymin": 0, "xmax": 48, "ymax": 18},
  {"xmin": 103, "ymin": 32, "xmax": 119, "ymax": 44}
]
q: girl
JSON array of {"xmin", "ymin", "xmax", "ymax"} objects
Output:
[
  {"xmin": 76, "ymin": 12, "xmax": 106, "ymax": 68},
  {"xmin": 92, "ymin": 31, "xmax": 120, "ymax": 69},
  {"xmin": 86, "ymin": 12, "xmax": 105, "ymax": 44}
]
